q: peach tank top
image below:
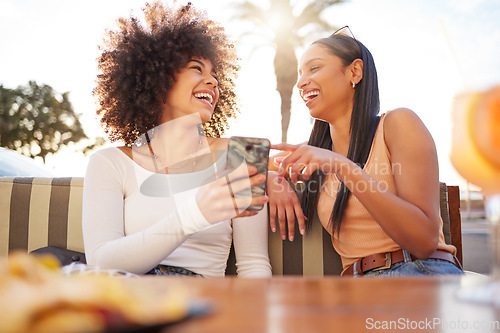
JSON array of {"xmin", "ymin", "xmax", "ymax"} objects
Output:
[{"xmin": 317, "ymin": 112, "xmax": 456, "ymax": 268}]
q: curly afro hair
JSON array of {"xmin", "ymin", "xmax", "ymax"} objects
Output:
[{"xmin": 93, "ymin": 1, "xmax": 240, "ymax": 145}]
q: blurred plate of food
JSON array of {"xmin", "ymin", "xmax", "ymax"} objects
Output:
[{"xmin": 0, "ymin": 252, "xmax": 212, "ymax": 333}]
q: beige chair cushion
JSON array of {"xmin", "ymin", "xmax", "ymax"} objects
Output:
[
  {"xmin": 0, "ymin": 177, "xmax": 84, "ymax": 256},
  {"xmin": 262, "ymin": 182, "xmax": 457, "ymax": 276},
  {"xmin": 1, "ymin": 177, "xmax": 458, "ymax": 276}
]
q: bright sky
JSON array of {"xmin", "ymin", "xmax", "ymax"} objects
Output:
[{"xmin": 1, "ymin": 0, "xmax": 499, "ymax": 191}]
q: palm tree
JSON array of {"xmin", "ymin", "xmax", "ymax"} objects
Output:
[{"xmin": 232, "ymin": 0, "xmax": 344, "ymax": 142}]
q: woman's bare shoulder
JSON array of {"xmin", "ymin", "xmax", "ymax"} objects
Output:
[
  {"xmin": 384, "ymin": 107, "xmax": 420, "ymax": 122},
  {"xmin": 384, "ymin": 108, "xmax": 435, "ymax": 152},
  {"xmin": 384, "ymin": 108, "xmax": 428, "ymax": 134}
]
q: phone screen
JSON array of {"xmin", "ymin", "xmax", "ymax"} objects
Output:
[{"xmin": 227, "ymin": 136, "xmax": 270, "ymax": 211}]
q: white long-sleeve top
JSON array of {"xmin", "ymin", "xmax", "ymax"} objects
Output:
[{"xmin": 82, "ymin": 147, "xmax": 271, "ymax": 277}]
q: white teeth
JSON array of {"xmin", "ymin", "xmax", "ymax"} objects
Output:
[
  {"xmin": 194, "ymin": 92, "xmax": 213, "ymax": 105},
  {"xmin": 303, "ymin": 91, "xmax": 319, "ymax": 101}
]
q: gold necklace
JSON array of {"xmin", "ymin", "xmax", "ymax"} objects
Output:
[{"xmin": 146, "ymin": 134, "xmax": 202, "ymax": 174}]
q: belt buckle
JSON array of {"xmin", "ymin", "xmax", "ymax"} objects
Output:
[{"xmin": 371, "ymin": 252, "xmax": 392, "ymax": 272}]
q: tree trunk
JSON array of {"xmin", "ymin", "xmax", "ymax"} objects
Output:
[
  {"xmin": 279, "ymin": 88, "xmax": 293, "ymax": 143},
  {"xmin": 274, "ymin": 39, "xmax": 297, "ymax": 143}
]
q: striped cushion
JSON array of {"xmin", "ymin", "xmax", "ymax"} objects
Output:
[
  {"xmin": 267, "ymin": 213, "xmax": 343, "ymax": 276},
  {"xmin": 226, "ymin": 180, "xmax": 344, "ymax": 276},
  {"xmin": 440, "ymin": 182, "xmax": 452, "ymax": 245},
  {"xmin": 263, "ymin": 180, "xmax": 343, "ymax": 276},
  {"xmin": 265, "ymin": 182, "xmax": 456, "ymax": 276},
  {"xmin": 0, "ymin": 177, "xmax": 457, "ymax": 277},
  {"xmin": 0, "ymin": 177, "xmax": 84, "ymax": 256}
]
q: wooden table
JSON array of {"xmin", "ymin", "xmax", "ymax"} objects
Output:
[{"xmin": 143, "ymin": 274, "xmax": 499, "ymax": 333}]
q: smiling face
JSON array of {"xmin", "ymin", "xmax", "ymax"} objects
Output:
[
  {"xmin": 296, "ymin": 43, "xmax": 358, "ymax": 123},
  {"xmin": 161, "ymin": 57, "xmax": 219, "ymax": 123}
]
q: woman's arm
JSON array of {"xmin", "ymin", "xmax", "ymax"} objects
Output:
[
  {"xmin": 267, "ymin": 171, "xmax": 306, "ymax": 241},
  {"xmin": 267, "ymin": 148, "xmax": 308, "ymax": 241},
  {"xmin": 332, "ymin": 109, "xmax": 440, "ymax": 258},
  {"xmin": 232, "ymin": 205, "xmax": 272, "ymax": 278},
  {"xmin": 274, "ymin": 109, "xmax": 441, "ymax": 258},
  {"xmin": 82, "ymin": 151, "xmax": 208, "ymax": 274},
  {"xmin": 341, "ymin": 108, "xmax": 440, "ymax": 258}
]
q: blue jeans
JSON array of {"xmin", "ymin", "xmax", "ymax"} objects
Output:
[
  {"xmin": 145, "ymin": 265, "xmax": 203, "ymax": 277},
  {"xmin": 357, "ymin": 258, "xmax": 463, "ymax": 277}
]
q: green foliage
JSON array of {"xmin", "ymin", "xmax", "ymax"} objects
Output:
[{"xmin": 0, "ymin": 81, "xmax": 88, "ymax": 161}]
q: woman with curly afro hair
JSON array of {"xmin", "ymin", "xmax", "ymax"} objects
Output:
[{"xmin": 82, "ymin": 1, "xmax": 271, "ymax": 277}]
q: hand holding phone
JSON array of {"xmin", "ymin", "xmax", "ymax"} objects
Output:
[{"xmin": 227, "ymin": 136, "xmax": 270, "ymax": 211}]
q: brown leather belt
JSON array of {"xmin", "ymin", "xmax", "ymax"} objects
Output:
[{"xmin": 341, "ymin": 249, "xmax": 458, "ymax": 276}]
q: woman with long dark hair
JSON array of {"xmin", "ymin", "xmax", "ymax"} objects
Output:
[{"xmin": 273, "ymin": 29, "xmax": 462, "ymax": 276}]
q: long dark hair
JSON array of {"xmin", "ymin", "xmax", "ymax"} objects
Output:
[{"xmin": 301, "ymin": 34, "xmax": 380, "ymax": 235}]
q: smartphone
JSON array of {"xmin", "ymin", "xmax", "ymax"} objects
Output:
[{"xmin": 227, "ymin": 136, "xmax": 270, "ymax": 211}]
